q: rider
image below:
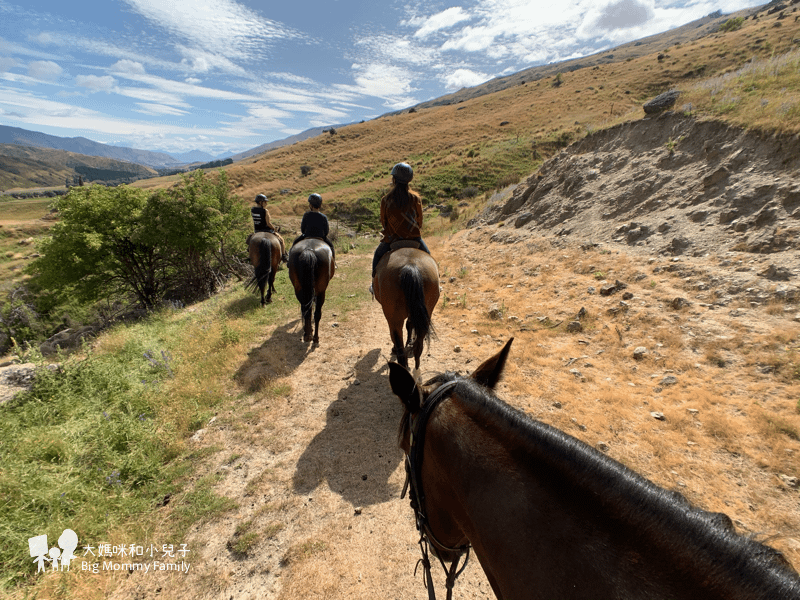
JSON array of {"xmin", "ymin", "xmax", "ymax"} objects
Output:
[
  {"xmin": 251, "ymin": 193, "xmax": 288, "ymax": 262},
  {"xmin": 291, "ymin": 193, "xmax": 336, "ymax": 266},
  {"xmin": 371, "ymin": 162, "xmax": 431, "ymax": 279}
]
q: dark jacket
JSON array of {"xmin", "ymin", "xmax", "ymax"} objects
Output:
[
  {"xmin": 251, "ymin": 206, "xmax": 272, "ymax": 232},
  {"xmin": 300, "ymin": 211, "xmax": 329, "ymax": 239}
]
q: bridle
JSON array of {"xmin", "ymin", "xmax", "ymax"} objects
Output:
[{"xmin": 401, "ymin": 378, "xmax": 471, "ymax": 600}]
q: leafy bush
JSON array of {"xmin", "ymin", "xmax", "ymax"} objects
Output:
[
  {"xmin": 29, "ymin": 171, "xmax": 249, "ymax": 309},
  {"xmin": 719, "ymin": 17, "xmax": 744, "ymax": 33}
]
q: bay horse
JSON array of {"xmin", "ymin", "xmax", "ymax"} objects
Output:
[
  {"xmin": 246, "ymin": 231, "xmax": 281, "ymax": 305},
  {"xmin": 373, "ymin": 246, "xmax": 439, "ymax": 373},
  {"xmin": 288, "ymin": 238, "xmax": 335, "ymax": 344},
  {"xmin": 389, "ymin": 338, "xmax": 800, "ymax": 600}
]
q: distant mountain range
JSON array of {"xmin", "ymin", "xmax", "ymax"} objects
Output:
[
  {"xmin": 0, "ymin": 125, "xmax": 186, "ymax": 170},
  {"xmin": 0, "ymin": 143, "xmax": 158, "ymax": 191}
]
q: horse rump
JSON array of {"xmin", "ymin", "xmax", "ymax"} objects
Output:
[{"xmin": 246, "ymin": 236, "xmax": 273, "ymax": 294}]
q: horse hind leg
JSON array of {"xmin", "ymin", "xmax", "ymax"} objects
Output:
[
  {"xmin": 390, "ymin": 329, "xmax": 407, "ymax": 369},
  {"xmin": 312, "ymin": 291, "xmax": 325, "ymax": 344}
]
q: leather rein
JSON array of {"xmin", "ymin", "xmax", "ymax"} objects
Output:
[{"xmin": 401, "ymin": 378, "xmax": 471, "ymax": 600}]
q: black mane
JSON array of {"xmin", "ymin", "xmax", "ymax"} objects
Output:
[{"xmin": 430, "ymin": 372, "xmax": 800, "ymax": 595}]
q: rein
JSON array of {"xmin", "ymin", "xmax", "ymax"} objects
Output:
[{"xmin": 401, "ymin": 378, "xmax": 471, "ymax": 600}]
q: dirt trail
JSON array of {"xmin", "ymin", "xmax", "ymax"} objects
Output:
[{"xmin": 110, "ymin": 246, "xmax": 500, "ymax": 600}]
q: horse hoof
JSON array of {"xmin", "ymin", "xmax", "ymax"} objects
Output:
[{"xmin": 313, "ymin": 337, "xmax": 320, "ymax": 345}]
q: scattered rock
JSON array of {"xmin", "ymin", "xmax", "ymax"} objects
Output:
[
  {"xmin": 633, "ymin": 347, "xmax": 648, "ymax": 360},
  {"xmin": 651, "ymin": 411, "xmax": 666, "ymax": 421},
  {"xmin": 671, "ymin": 297, "xmax": 690, "ymax": 310},
  {"xmin": 566, "ymin": 321, "xmax": 583, "ymax": 333},
  {"xmin": 759, "ymin": 264, "xmax": 792, "ymax": 280},
  {"xmin": 643, "ymin": 89, "xmax": 680, "ymax": 114},
  {"xmin": 597, "ymin": 442, "xmax": 610, "ymax": 452},
  {"xmin": 453, "ymin": 345, "xmax": 462, "ymax": 353},
  {"xmin": 660, "ymin": 375, "xmax": 678, "ymax": 386},
  {"xmin": 779, "ymin": 475, "xmax": 799, "ymax": 489}
]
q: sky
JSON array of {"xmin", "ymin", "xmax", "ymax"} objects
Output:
[{"xmin": 0, "ymin": 0, "xmax": 763, "ymax": 158}]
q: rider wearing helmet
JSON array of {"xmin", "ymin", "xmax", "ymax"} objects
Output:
[
  {"xmin": 291, "ymin": 193, "xmax": 336, "ymax": 265},
  {"xmin": 371, "ymin": 162, "xmax": 430, "ymax": 278},
  {"xmin": 251, "ymin": 193, "xmax": 288, "ymax": 262}
]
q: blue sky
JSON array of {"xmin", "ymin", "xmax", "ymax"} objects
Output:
[{"xmin": 0, "ymin": 0, "xmax": 762, "ymax": 157}]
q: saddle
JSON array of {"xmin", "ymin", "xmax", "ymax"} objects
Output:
[{"xmin": 390, "ymin": 239, "xmax": 421, "ymax": 250}]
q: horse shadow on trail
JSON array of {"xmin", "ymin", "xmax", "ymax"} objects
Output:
[
  {"xmin": 293, "ymin": 348, "xmax": 406, "ymax": 508},
  {"xmin": 234, "ymin": 319, "xmax": 312, "ymax": 389}
]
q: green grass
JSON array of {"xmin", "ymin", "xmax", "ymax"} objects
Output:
[
  {"xmin": 1, "ymin": 244, "xmax": 374, "ymax": 595},
  {"xmin": 0, "ymin": 197, "xmax": 55, "ymax": 221},
  {"xmin": 0, "ymin": 341, "xmax": 180, "ymax": 588}
]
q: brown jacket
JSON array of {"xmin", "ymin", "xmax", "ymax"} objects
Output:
[{"xmin": 379, "ymin": 189, "xmax": 423, "ymax": 244}]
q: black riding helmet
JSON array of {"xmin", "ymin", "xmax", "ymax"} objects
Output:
[
  {"xmin": 391, "ymin": 162, "xmax": 413, "ymax": 184},
  {"xmin": 255, "ymin": 194, "xmax": 267, "ymax": 204},
  {"xmin": 308, "ymin": 193, "xmax": 323, "ymax": 208}
]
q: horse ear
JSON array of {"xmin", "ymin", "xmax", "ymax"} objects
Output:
[
  {"xmin": 471, "ymin": 338, "xmax": 513, "ymax": 389},
  {"xmin": 389, "ymin": 362, "xmax": 422, "ymax": 413}
]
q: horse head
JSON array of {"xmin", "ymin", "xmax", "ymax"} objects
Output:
[{"xmin": 389, "ymin": 339, "xmax": 513, "ymax": 566}]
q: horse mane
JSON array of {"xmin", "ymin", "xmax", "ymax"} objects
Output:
[{"xmin": 411, "ymin": 372, "xmax": 800, "ymax": 589}]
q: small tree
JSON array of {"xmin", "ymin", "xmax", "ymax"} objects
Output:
[{"xmin": 30, "ymin": 171, "xmax": 249, "ymax": 309}]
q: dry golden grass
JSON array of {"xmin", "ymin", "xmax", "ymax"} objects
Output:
[{"xmin": 433, "ymin": 227, "xmax": 800, "ymax": 570}]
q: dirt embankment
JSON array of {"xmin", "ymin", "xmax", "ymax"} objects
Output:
[{"xmin": 476, "ymin": 113, "xmax": 800, "ymax": 278}]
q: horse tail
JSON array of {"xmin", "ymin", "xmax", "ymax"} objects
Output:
[
  {"xmin": 399, "ymin": 264, "xmax": 434, "ymax": 345},
  {"xmin": 297, "ymin": 248, "xmax": 318, "ymax": 313},
  {"xmin": 246, "ymin": 237, "xmax": 273, "ymax": 294}
]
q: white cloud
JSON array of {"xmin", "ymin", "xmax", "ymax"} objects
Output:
[
  {"xmin": 28, "ymin": 32, "xmax": 56, "ymax": 45},
  {"xmin": 76, "ymin": 74, "xmax": 116, "ymax": 91},
  {"xmin": 133, "ymin": 103, "xmax": 189, "ymax": 116},
  {"xmin": 122, "ymin": 0, "xmax": 299, "ymax": 60},
  {"xmin": 110, "ymin": 59, "xmax": 146, "ymax": 76},
  {"xmin": 582, "ymin": 0, "xmax": 653, "ymax": 34},
  {"xmin": 27, "ymin": 60, "xmax": 62, "ymax": 81},
  {"xmin": 354, "ymin": 35, "xmax": 439, "ymax": 68},
  {"xmin": 0, "ymin": 85, "xmax": 246, "ymax": 143},
  {"xmin": 0, "ymin": 56, "xmax": 18, "ymax": 73},
  {"xmin": 342, "ymin": 62, "xmax": 418, "ymax": 109},
  {"xmin": 413, "ymin": 7, "xmax": 472, "ymax": 39},
  {"xmin": 444, "ymin": 68, "xmax": 490, "ymax": 91},
  {"xmin": 113, "ymin": 71, "xmax": 258, "ymax": 102}
]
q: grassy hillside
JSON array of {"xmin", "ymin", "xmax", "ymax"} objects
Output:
[
  {"xmin": 0, "ymin": 145, "xmax": 158, "ymax": 192},
  {"xmin": 131, "ymin": 5, "xmax": 800, "ymax": 229}
]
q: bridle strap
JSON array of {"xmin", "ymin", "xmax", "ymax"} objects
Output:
[{"xmin": 402, "ymin": 378, "xmax": 471, "ymax": 600}]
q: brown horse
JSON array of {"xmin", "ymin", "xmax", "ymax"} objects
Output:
[
  {"xmin": 373, "ymin": 246, "xmax": 439, "ymax": 373},
  {"xmin": 389, "ymin": 339, "xmax": 800, "ymax": 600},
  {"xmin": 246, "ymin": 231, "xmax": 281, "ymax": 305},
  {"xmin": 288, "ymin": 238, "xmax": 335, "ymax": 343}
]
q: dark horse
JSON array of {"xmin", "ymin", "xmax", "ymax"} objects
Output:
[
  {"xmin": 373, "ymin": 246, "xmax": 439, "ymax": 373},
  {"xmin": 389, "ymin": 339, "xmax": 800, "ymax": 600},
  {"xmin": 288, "ymin": 238, "xmax": 335, "ymax": 344},
  {"xmin": 246, "ymin": 231, "xmax": 281, "ymax": 305}
]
